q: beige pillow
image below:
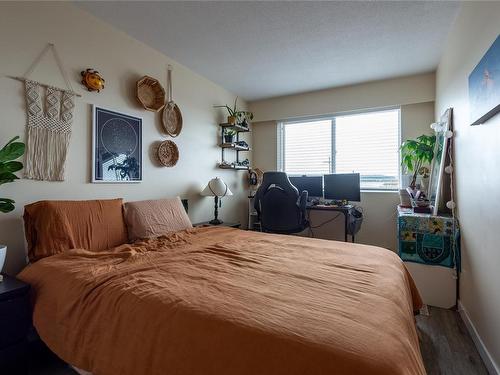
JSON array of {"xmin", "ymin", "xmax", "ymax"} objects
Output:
[{"xmin": 124, "ymin": 197, "xmax": 192, "ymax": 241}]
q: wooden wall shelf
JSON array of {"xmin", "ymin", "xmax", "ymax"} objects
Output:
[
  {"xmin": 218, "ymin": 164, "xmax": 250, "ymax": 170},
  {"xmin": 219, "ymin": 143, "xmax": 251, "ymax": 151},
  {"xmin": 219, "ymin": 123, "xmax": 251, "ymax": 133},
  {"xmin": 218, "ymin": 121, "xmax": 251, "ymax": 170}
]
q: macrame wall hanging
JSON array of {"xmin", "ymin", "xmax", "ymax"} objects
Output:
[{"xmin": 8, "ymin": 43, "xmax": 81, "ymax": 181}]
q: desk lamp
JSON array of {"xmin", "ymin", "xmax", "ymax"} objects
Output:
[{"xmin": 201, "ymin": 177, "xmax": 233, "ymax": 225}]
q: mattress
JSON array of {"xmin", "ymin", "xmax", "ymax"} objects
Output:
[{"xmin": 19, "ymin": 226, "xmax": 425, "ymax": 375}]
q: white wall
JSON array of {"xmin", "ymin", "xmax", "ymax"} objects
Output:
[
  {"xmin": 436, "ymin": 2, "xmax": 500, "ymax": 371},
  {"xmin": 250, "ymin": 73, "xmax": 435, "ymax": 122},
  {"xmin": 0, "ymin": 2, "xmax": 250, "ymax": 275},
  {"xmin": 250, "ymin": 75, "xmax": 435, "ymax": 250}
]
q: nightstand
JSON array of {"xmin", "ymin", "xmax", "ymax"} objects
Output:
[
  {"xmin": 194, "ymin": 221, "xmax": 241, "ymax": 229},
  {"xmin": 0, "ymin": 274, "xmax": 31, "ymax": 374}
]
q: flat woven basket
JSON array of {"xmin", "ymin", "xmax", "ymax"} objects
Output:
[
  {"xmin": 157, "ymin": 140, "xmax": 179, "ymax": 167},
  {"xmin": 136, "ymin": 76, "xmax": 165, "ymax": 112},
  {"xmin": 162, "ymin": 102, "xmax": 183, "ymax": 137},
  {"xmin": 162, "ymin": 66, "xmax": 183, "ymax": 136}
]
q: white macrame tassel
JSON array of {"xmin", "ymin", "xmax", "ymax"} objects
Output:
[{"xmin": 24, "ymin": 80, "xmax": 74, "ymax": 181}]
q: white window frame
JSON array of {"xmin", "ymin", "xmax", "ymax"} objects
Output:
[{"xmin": 277, "ymin": 106, "xmax": 401, "ymax": 191}]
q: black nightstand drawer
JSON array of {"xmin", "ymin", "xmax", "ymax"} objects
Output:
[
  {"xmin": 0, "ymin": 339, "xmax": 28, "ymax": 374},
  {"xmin": 0, "ymin": 292, "xmax": 31, "ymax": 348}
]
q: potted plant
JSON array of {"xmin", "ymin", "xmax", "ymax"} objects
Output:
[
  {"xmin": 224, "ymin": 129, "xmax": 236, "ymax": 144},
  {"xmin": 235, "ymin": 110, "xmax": 254, "ymax": 128},
  {"xmin": 0, "ymin": 136, "xmax": 25, "ymax": 273},
  {"xmin": 214, "ymin": 97, "xmax": 254, "ymax": 126},
  {"xmin": 401, "ymin": 134, "xmax": 436, "ymax": 189}
]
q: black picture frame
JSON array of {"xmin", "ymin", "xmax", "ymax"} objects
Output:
[{"xmin": 92, "ymin": 106, "xmax": 142, "ymax": 183}]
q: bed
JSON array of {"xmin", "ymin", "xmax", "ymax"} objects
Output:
[{"xmin": 18, "ymin": 199, "xmax": 425, "ymax": 375}]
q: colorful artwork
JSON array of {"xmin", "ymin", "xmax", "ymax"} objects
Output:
[
  {"xmin": 469, "ymin": 35, "xmax": 500, "ymax": 125},
  {"xmin": 398, "ymin": 210, "xmax": 460, "ymax": 270},
  {"xmin": 92, "ymin": 106, "xmax": 142, "ymax": 183}
]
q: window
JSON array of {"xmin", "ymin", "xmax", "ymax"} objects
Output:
[{"xmin": 279, "ymin": 108, "xmax": 400, "ymax": 190}]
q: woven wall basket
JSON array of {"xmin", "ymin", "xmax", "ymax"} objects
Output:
[
  {"xmin": 157, "ymin": 140, "xmax": 179, "ymax": 167},
  {"xmin": 162, "ymin": 66, "xmax": 183, "ymax": 137},
  {"xmin": 162, "ymin": 102, "xmax": 183, "ymax": 137},
  {"xmin": 136, "ymin": 76, "xmax": 166, "ymax": 112}
]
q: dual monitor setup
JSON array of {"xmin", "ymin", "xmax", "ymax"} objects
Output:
[{"xmin": 288, "ymin": 173, "xmax": 361, "ymax": 204}]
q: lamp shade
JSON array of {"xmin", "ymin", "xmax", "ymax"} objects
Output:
[{"xmin": 201, "ymin": 177, "xmax": 233, "ymax": 197}]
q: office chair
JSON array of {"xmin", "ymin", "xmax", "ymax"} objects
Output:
[{"xmin": 254, "ymin": 172, "xmax": 309, "ymax": 234}]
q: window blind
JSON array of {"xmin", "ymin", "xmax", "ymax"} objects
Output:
[
  {"xmin": 283, "ymin": 119, "xmax": 332, "ymax": 175},
  {"xmin": 280, "ymin": 108, "xmax": 400, "ymax": 190}
]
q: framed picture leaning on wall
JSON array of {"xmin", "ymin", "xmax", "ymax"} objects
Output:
[{"xmin": 92, "ymin": 106, "xmax": 142, "ymax": 183}]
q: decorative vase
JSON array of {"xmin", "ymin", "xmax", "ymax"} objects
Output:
[
  {"xmin": 224, "ymin": 134, "xmax": 235, "ymax": 144},
  {"xmin": 227, "ymin": 116, "xmax": 237, "ymax": 125},
  {"xmin": 0, "ymin": 245, "xmax": 6, "ymax": 274},
  {"xmin": 399, "ymin": 189, "xmax": 412, "ymax": 208}
]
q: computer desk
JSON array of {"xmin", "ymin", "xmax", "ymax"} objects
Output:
[{"xmin": 307, "ymin": 204, "xmax": 355, "ymax": 242}]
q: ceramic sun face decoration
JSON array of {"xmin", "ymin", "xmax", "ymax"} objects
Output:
[{"xmin": 81, "ymin": 69, "xmax": 105, "ymax": 92}]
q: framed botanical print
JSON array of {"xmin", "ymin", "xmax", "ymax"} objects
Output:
[{"xmin": 92, "ymin": 106, "xmax": 142, "ymax": 183}]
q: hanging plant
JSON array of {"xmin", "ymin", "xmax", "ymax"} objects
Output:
[{"xmin": 0, "ymin": 136, "xmax": 25, "ymax": 213}]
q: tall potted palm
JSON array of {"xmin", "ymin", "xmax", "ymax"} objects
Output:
[
  {"xmin": 401, "ymin": 134, "xmax": 436, "ymax": 190},
  {"xmin": 0, "ymin": 136, "xmax": 25, "ymax": 273}
]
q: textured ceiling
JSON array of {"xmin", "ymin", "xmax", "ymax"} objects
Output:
[{"xmin": 77, "ymin": 1, "xmax": 460, "ymax": 101}]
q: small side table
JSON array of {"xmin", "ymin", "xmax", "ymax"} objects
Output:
[
  {"xmin": 0, "ymin": 274, "xmax": 31, "ymax": 374},
  {"xmin": 397, "ymin": 206, "xmax": 460, "ymax": 308},
  {"xmin": 194, "ymin": 221, "xmax": 241, "ymax": 229}
]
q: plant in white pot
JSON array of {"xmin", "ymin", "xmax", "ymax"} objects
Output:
[{"xmin": 0, "ymin": 136, "xmax": 25, "ymax": 274}]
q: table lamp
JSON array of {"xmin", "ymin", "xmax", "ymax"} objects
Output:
[{"xmin": 201, "ymin": 177, "xmax": 233, "ymax": 225}]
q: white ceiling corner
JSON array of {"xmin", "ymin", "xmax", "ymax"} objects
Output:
[{"xmin": 76, "ymin": 1, "xmax": 461, "ymax": 101}]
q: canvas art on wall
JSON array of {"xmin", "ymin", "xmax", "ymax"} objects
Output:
[
  {"xmin": 92, "ymin": 106, "xmax": 142, "ymax": 183},
  {"xmin": 469, "ymin": 35, "xmax": 500, "ymax": 125}
]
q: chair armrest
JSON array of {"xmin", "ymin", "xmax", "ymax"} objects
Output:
[{"xmin": 298, "ymin": 191, "xmax": 308, "ymax": 210}]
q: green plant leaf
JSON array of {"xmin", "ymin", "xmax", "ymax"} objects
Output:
[
  {"xmin": 0, "ymin": 140, "xmax": 25, "ymax": 162},
  {"xmin": 0, "ymin": 172, "xmax": 19, "ymax": 185},
  {"xmin": 232, "ymin": 96, "xmax": 238, "ymax": 114},
  {"xmin": 213, "ymin": 104, "xmax": 236, "ymax": 117},
  {"xmin": 0, "ymin": 136, "xmax": 25, "ymax": 215},
  {"xmin": 0, "ymin": 161, "xmax": 23, "ymax": 174},
  {"xmin": 400, "ymin": 133, "xmax": 436, "ymax": 175},
  {"xmin": 0, "ymin": 198, "xmax": 15, "ymax": 213}
]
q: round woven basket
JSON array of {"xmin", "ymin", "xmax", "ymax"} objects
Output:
[
  {"xmin": 136, "ymin": 76, "xmax": 166, "ymax": 112},
  {"xmin": 157, "ymin": 140, "xmax": 179, "ymax": 167}
]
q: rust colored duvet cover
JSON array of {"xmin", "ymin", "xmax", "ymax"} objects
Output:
[{"xmin": 19, "ymin": 226, "xmax": 425, "ymax": 375}]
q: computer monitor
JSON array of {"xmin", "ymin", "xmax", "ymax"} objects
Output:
[
  {"xmin": 323, "ymin": 173, "xmax": 361, "ymax": 202},
  {"xmin": 288, "ymin": 175, "xmax": 323, "ymax": 198}
]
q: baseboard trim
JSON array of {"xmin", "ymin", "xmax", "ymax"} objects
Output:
[{"xmin": 458, "ymin": 300, "xmax": 499, "ymax": 375}]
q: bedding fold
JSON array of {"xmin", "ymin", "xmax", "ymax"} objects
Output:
[{"xmin": 19, "ymin": 226, "xmax": 425, "ymax": 375}]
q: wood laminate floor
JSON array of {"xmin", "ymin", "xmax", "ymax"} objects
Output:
[
  {"xmin": 29, "ymin": 307, "xmax": 488, "ymax": 375},
  {"xmin": 416, "ymin": 306, "xmax": 489, "ymax": 375}
]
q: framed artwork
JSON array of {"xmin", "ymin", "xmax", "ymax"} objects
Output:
[
  {"xmin": 428, "ymin": 109, "xmax": 451, "ymax": 215},
  {"xmin": 92, "ymin": 106, "xmax": 142, "ymax": 183},
  {"xmin": 469, "ymin": 35, "xmax": 500, "ymax": 125}
]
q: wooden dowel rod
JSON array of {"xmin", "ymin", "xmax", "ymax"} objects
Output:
[{"xmin": 5, "ymin": 75, "xmax": 82, "ymax": 97}]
